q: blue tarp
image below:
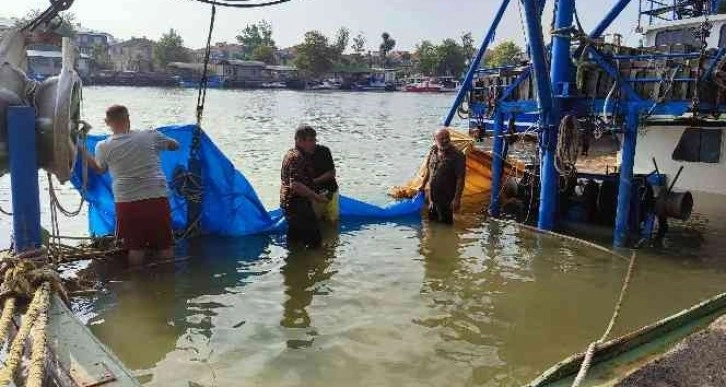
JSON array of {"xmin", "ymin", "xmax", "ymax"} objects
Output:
[{"xmin": 70, "ymin": 125, "xmax": 424, "ymax": 237}]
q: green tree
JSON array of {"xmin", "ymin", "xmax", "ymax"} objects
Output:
[
  {"xmin": 415, "ymin": 40, "xmax": 438, "ymax": 76},
  {"xmin": 294, "ymin": 31, "xmax": 335, "ymax": 77},
  {"xmin": 484, "ymin": 41, "xmax": 524, "ymax": 68},
  {"xmin": 153, "ymin": 29, "xmax": 190, "ymax": 69},
  {"xmin": 461, "ymin": 32, "xmax": 476, "ymax": 62},
  {"xmin": 235, "ymin": 20, "xmax": 275, "ymax": 59},
  {"xmin": 380, "ymin": 32, "xmax": 396, "ymax": 66},
  {"xmin": 251, "ymin": 45, "xmax": 276, "ymax": 64},
  {"xmin": 13, "ymin": 9, "xmax": 76, "ymax": 37},
  {"xmin": 435, "ymin": 38, "xmax": 466, "ymax": 76},
  {"xmin": 333, "ymin": 27, "xmax": 350, "ymax": 56},
  {"xmin": 351, "ymin": 32, "xmax": 367, "ymax": 66}
]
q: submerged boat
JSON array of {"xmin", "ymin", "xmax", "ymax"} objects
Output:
[
  {"xmin": 527, "ymin": 293, "xmax": 726, "ymax": 386},
  {"xmin": 448, "ymin": 0, "xmax": 726, "ymax": 248}
]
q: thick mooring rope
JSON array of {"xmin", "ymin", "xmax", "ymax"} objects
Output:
[
  {"xmin": 0, "ymin": 298, "xmax": 16, "ymax": 344},
  {"xmin": 571, "ymin": 251, "xmax": 637, "ymax": 387},
  {"xmin": 0, "ymin": 282, "xmax": 51, "ymax": 387}
]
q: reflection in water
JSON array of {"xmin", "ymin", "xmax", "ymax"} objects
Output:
[
  {"xmin": 281, "ymin": 226, "xmax": 340, "ymax": 348},
  {"xmin": 85, "ymin": 235, "xmax": 271, "ymax": 372},
  {"xmin": 56, "ymin": 88, "xmax": 726, "ymax": 386}
]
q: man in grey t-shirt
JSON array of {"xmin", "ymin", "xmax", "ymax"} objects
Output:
[{"xmin": 82, "ymin": 105, "xmax": 179, "ymax": 265}]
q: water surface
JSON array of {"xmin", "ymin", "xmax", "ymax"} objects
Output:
[{"xmin": 2, "ymin": 87, "xmax": 725, "ymax": 386}]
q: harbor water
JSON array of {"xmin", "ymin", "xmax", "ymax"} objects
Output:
[{"xmin": 2, "ymin": 87, "xmax": 726, "ymax": 386}]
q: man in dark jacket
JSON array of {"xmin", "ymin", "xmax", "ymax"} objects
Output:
[
  {"xmin": 419, "ymin": 128, "xmax": 466, "ymax": 224},
  {"xmin": 280, "ymin": 125, "xmax": 329, "ymax": 248}
]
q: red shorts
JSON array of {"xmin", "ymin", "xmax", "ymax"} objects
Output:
[{"xmin": 115, "ymin": 197, "xmax": 173, "ymax": 250}]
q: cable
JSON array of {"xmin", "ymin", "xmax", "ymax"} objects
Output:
[{"xmin": 185, "ymin": 0, "xmax": 294, "ymax": 8}]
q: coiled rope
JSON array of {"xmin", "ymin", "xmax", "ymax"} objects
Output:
[{"xmin": 555, "ymin": 115, "xmax": 579, "ymax": 177}]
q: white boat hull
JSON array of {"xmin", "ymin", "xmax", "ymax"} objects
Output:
[{"xmin": 634, "ymin": 125, "xmax": 726, "ymax": 229}]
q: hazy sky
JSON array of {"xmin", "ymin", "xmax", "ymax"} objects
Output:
[{"xmin": 5, "ymin": 0, "xmax": 643, "ymax": 50}]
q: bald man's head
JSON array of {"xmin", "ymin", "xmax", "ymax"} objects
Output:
[{"xmin": 434, "ymin": 128, "xmax": 452, "ymax": 151}]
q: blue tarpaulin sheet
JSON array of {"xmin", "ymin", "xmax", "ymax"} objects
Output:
[{"xmin": 70, "ymin": 125, "xmax": 424, "ymax": 237}]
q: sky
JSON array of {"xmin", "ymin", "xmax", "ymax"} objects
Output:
[{"xmin": 4, "ymin": 0, "xmax": 644, "ymax": 50}]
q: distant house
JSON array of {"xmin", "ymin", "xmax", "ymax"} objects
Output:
[
  {"xmin": 218, "ymin": 59, "xmax": 267, "ymax": 81},
  {"xmin": 26, "ymin": 49, "xmax": 92, "ymax": 80},
  {"xmin": 193, "ymin": 42, "xmax": 246, "ymax": 62},
  {"xmin": 109, "ymin": 38, "xmax": 155, "ymax": 72},
  {"xmin": 73, "ymin": 26, "xmax": 114, "ymax": 56}
]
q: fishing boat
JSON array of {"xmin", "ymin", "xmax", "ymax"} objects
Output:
[
  {"xmin": 445, "ymin": 0, "xmax": 726, "ymax": 248},
  {"xmin": 404, "ymin": 79, "xmax": 444, "ymax": 92},
  {"xmin": 526, "ymin": 292, "xmax": 726, "ymax": 386}
]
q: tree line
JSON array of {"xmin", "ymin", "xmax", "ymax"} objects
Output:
[{"xmin": 12, "ymin": 10, "xmax": 526, "ymax": 77}]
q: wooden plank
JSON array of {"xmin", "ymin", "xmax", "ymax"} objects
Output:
[{"xmin": 46, "ymin": 296, "xmax": 139, "ymax": 387}]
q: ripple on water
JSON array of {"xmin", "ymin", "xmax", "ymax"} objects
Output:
[{"xmin": 4, "ymin": 87, "xmax": 723, "ymax": 386}]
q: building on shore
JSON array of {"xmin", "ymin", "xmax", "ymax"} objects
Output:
[
  {"xmin": 109, "ymin": 38, "xmax": 155, "ymax": 72},
  {"xmin": 26, "ymin": 49, "xmax": 92, "ymax": 80},
  {"xmin": 73, "ymin": 26, "xmax": 114, "ymax": 59}
]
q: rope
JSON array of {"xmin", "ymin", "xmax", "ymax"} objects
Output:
[
  {"xmin": 555, "ymin": 115, "xmax": 579, "ymax": 177},
  {"xmin": 0, "ymin": 282, "xmax": 51, "ymax": 387},
  {"xmin": 0, "ymin": 298, "xmax": 16, "ymax": 345},
  {"xmin": 195, "ymin": 5, "xmax": 216, "ymax": 129},
  {"xmin": 26, "ymin": 285, "xmax": 50, "ymax": 387},
  {"xmin": 571, "ymin": 251, "xmax": 637, "ymax": 387},
  {"xmin": 0, "ymin": 205, "xmax": 10, "ymax": 216}
]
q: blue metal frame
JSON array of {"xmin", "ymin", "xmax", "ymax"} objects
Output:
[
  {"xmin": 459, "ymin": 0, "xmax": 726, "ymax": 246},
  {"xmin": 614, "ymin": 106, "xmax": 639, "ymax": 246},
  {"xmin": 7, "ymin": 106, "xmax": 41, "ymax": 254},
  {"xmin": 590, "ymin": 0, "xmax": 634, "ymax": 38},
  {"xmin": 522, "ymin": 0, "xmax": 559, "ymax": 231},
  {"xmin": 489, "ymin": 112, "xmax": 506, "ymax": 217},
  {"xmin": 443, "ymin": 0, "xmax": 511, "ymax": 127}
]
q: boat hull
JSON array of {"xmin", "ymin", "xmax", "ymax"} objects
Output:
[{"xmin": 527, "ymin": 293, "xmax": 726, "ymax": 386}]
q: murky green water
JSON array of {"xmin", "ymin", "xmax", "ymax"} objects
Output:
[{"xmin": 2, "ymin": 87, "xmax": 726, "ymax": 386}]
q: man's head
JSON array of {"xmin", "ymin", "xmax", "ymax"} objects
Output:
[
  {"xmin": 105, "ymin": 105, "xmax": 130, "ymax": 134},
  {"xmin": 295, "ymin": 124, "xmax": 317, "ymax": 154},
  {"xmin": 434, "ymin": 128, "xmax": 452, "ymax": 152}
]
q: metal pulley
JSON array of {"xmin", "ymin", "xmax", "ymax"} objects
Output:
[
  {"xmin": 34, "ymin": 37, "xmax": 82, "ymax": 183},
  {"xmin": 0, "ymin": 32, "xmax": 82, "ymax": 183}
]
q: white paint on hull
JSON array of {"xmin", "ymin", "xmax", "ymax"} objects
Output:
[{"xmin": 634, "ymin": 126, "xmax": 726, "ymax": 195}]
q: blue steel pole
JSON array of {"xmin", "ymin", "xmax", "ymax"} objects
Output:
[
  {"xmin": 614, "ymin": 106, "xmax": 639, "ymax": 247},
  {"xmin": 489, "ymin": 112, "xmax": 505, "ymax": 217},
  {"xmin": 7, "ymin": 106, "xmax": 41, "ymax": 254},
  {"xmin": 589, "ymin": 0, "xmax": 634, "ymax": 38},
  {"xmin": 551, "ymin": 0, "xmax": 575, "ymax": 98},
  {"xmin": 521, "ymin": 0, "xmax": 557, "ymax": 230},
  {"xmin": 443, "ymin": 0, "xmax": 511, "ymax": 126}
]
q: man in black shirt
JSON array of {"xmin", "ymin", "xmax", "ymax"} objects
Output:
[
  {"xmin": 311, "ymin": 141, "xmax": 340, "ymax": 223},
  {"xmin": 419, "ymin": 128, "xmax": 466, "ymax": 224}
]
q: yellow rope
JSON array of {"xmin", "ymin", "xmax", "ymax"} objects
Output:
[
  {"xmin": 0, "ymin": 298, "xmax": 16, "ymax": 346},
  {"xmin": 0, "ymin": 282, "xmax": 51, "ymax": 387},
  {"xmin": 27, "ymin": 285, "xmax": 50, "ymax": 387},
  {"xmin": 571, "ymin": 251, "xmax": 637, "ymax": 387}
]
